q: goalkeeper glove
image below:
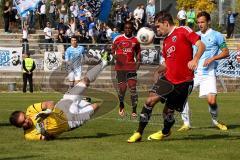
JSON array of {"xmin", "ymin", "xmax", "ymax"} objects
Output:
[
  {"xmin": 35, "ymin": 109, "xmax": 52, "ymax": 122},
  {"xmin": 36, "ymin": 122, "xmax": 47, "ymax": 135}
]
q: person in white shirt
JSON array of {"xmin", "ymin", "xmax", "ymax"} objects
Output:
[
  {"xmin": 105, "ymin": 24, "xmax": 113, "ymax": 41},
  {"xmin": 70, "ymin": 1, "xmax": 79, "ymax": 19},
  {"xmin": 177, "ymin": 7, "xmax": 187, "ymax": 26},
  {"xmin": 44, "ymin": 22, "xmax": 53, "ymax": 51},
  {"xmin": 133, "ymin": 4, "xmax": 144, "ymax": 30}
]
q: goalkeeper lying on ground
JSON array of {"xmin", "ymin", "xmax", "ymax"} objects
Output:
[{"xmin": 9, "ymin": 52, "xmax": 110, "ymax": 140}]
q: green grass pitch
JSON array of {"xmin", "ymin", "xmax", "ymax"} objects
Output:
[{"xmin": 0, "ymin": 91, "xmax": 239, "ymax": 160}]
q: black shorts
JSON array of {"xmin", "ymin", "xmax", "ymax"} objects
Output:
[
  {"xmin": 116, "ymin": 71, "xmax": 137, "ymax": 83},
  {"xmin": 150, "ymin": 76, "xmax": 193, "ymax": 112}
]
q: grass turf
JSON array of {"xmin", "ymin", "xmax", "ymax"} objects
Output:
[{"xmin": 0, "ymin": 91, "xmax": 239, "ymax": 160}]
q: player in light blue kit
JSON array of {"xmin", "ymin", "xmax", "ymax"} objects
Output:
[
  {"xmin": 178, "ymin": 11, "xmax": 229, "ymax": 131},
  {"xmin": 65, "ymin": 36, "xmax": 85, "ymax": 88}
]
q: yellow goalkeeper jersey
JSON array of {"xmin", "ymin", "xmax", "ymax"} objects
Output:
[{"xmin": 24, "ymin": 103, "xmax": 70, "ymax": 140}]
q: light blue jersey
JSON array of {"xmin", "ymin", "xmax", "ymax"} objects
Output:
[
  {"xmin": 65, "ymin": 45, "xmax": 85, "ymax": 70},
  {"xmin": 194, "ymin": 29, "xmax": 227, "ymax": 76}
]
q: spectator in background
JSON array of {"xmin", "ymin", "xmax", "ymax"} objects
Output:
[
  {"xmin": 97, "ymin": 23, "xmax": 107, "ymax": 43},
  {"xmin": 44, "ymin": 22, "xmax": 53, "ymax": 51},
  {"xmin": 122, "ymin": 4, "xmax": 130, "ymax": 24},
  {"xmin": 78, "ymin": 5, "xmax": 87, "ymax": 23},
  {"xmin": 146, "ymin": 1, "xmax": 155, "ymax": 25},
  {"xmin": 226, "ymin": 10, "xmax": 238, "ymax": 39},
  {"xmin": 70, "ymin": 0, "xmax": 79, "ymax": 20},
  {"xmin": 49, "ymin": 0, "xmax": 57, "ymax": 29},
  {"xmin": 140, "ymin": 4, "xmax": 146, "ymax": 25},
  {"xmin": 186, "ymin": 6, "xmax": 196, "ymax": 29},
  {"xmin": 126, "ymin": 12, "xmax": 135, "ymax": 24},
  {"xmin": 3, "ymin": 1, "xmax": 11, "ymax": 33},
  {"xmin": 177, "ymin": 7, "xmax": 187, "ymax": 26},
  {"xmin": 133, "ymin": 4, "xmax": 144, "ymax": 31},
  {"xmin": 58, "ymin": 0, "xmax": 68, "ymax": 24},
  {"xmin": 38, "ymin": 0, "xmax": 46, "ymax": 30},
  {"xmin": 22, "ymin": 22, "xmax": 29, "ymax": 54},
  {"xmin": 10, "ymin": 4, "xmax": 18, "ymax": 32},
  {"xmin": 57, "ymin": 18, "xmax": 68, "ymax": 34},
  {"xmin": 111, "ymin": 27, "xmax": 120, "ymax": 41},
  {"xmin": 105, "ymin": 24, "xmax": 113, "ymax": 42},
  {"xmin": 57, "ymin": 29, "xmax": 67, "ymax": 43},
  {"xmin": 88, "ymin": 17, "xmax": 96, "ymax": 43},
  {"xmin": 22, "ymin": 53, "xmax": 36, "ymax": 93},
  {"xmin": 28, "ymin": 10, "xmax": 36, "ymax": 31},
  {"xmin": 114, "ymin": 6, "xmax": 123, "ymax": 32},
  {"xmin": 76, "ymin": 20, "xmax": 88, "ymax": 43}
]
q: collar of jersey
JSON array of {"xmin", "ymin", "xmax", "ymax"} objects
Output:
[
  {"xmin": 199, "ymin": 28, "xmax": 212, "ymax": 37},
  {"xmin": 123, "ymin": 34, "xmax": 133, "ymax": 39}
]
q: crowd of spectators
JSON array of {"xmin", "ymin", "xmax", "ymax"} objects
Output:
[{"xmin": 2, "ymin": 0, "xmax": 156, "ymax": 44}]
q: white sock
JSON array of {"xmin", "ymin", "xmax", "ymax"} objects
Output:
[{"xmin": 181, "ymin": 101, "xmax": 191, "ymax": 127}]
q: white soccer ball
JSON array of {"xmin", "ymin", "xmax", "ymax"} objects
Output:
[{"xmin": 137, "ymin": 27, "xmax": 155, "ymax": 45}]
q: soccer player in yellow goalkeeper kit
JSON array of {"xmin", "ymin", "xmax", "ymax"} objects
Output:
[{"xmin": 9, "ymin": 52, "xmax": 110, "ymax": 140}]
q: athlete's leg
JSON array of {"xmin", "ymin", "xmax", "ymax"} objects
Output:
[
  {"xmin": 66, "ymin": 59, "xmax": 108, "ymax": 97},
  {"xmin": 116, "ymin": 71, "xmax": 128, "ymax": 116},
  {"xmin": 127, "ymin": 78, "xmax": 138, "ymax": 117},
  {"xmin": 137, "ymin": 92, "xmax": 161, "ymax": 134},
  {"xmin": 180, "ymin": 101, "xmax": 191, "ymax": 126},
  {"xmin": 179, "ymin": 76, "xmax": 199, "ymax": 130},
  {"xmin": 207, "ymin": 94, "xmax": 218, "ymax": 125}
]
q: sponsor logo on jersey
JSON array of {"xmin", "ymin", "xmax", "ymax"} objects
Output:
[
  {"xmin": 166, "ymin": 46, "xmax": 176, "ymax": 57},
  {"xmin": 172, "ymin": 36, "xmax": 177, "ymax": 42}
]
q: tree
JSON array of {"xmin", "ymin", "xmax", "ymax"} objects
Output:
[{"xmin": 176, "ymin": 0, "xmax": 216, "ymax": 13}]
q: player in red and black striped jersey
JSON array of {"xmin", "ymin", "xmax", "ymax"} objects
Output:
[
  {"xmin": 128, "ymin": 11, "xmax": 206, "ymax": 142},
  {"xmin": 112, "ymin": 22, "xmax": 141, "ymax": 118}
]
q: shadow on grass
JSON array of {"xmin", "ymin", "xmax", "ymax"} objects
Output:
[
  {"xmin": 0, "ymin": 122, "xmax": 11, "ymax": 127},
  {"xmin": 0, "ymin": 155, "xmax": 39, "ymax": 160},
  {"xmin": 167, "ymin": 134, "xmax": 240, "ymax": 141},
  {"xmin": 226, "ymin": 124, "xmax": 240, "ymax": 129},
  {"xmin": 58, "ymin": 132, "xmax": 131, "ymax": 140}
]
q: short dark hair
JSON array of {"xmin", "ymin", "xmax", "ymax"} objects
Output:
[
  {"xmin": 9, "ymin": 111, "xmax": 23, "ymax": 128},
  {"xmin": 71, "ymin": 35, "xmax": 78, "ymax": 40},
  {"xmin": 155, "ymin": 11, "xmax": 174, "ymax": 25},
  {"xmin": 124, "ymin": 21, "xmax": 134, "ymax": 28},
  {"xmin": 197, "ymin": 11, "xmax": 211, "ymax": 22}
]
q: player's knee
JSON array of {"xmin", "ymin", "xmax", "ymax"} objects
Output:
[
  {"xmin": 145, "ymin": 97, "xmax": 156, "ymax": 107},
  {"xmin": 118, "ymin": 83, "xmax": 127, "ymax": 92},
  {"xmin": 91, "ymin": 103, "xmax": 99, "ymax": 111},
  {"xmin": 208, "ymin": 100, "xmax": 216, "ymax": 106},
  {"xmin": 82, "ymin": 77, "xmax": 90, "ymax": 87},
  {"xmin": 127, "ymin": 79, "xmax": 137, "ymax": 88}
]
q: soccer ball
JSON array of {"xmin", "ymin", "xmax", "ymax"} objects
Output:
[{"xmin": 136, "ymin": 27, "xmax": 155, "ymax": 45}]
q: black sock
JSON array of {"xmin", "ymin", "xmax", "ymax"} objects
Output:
[
  {"xmin": 209, "ymin": 104, "xmax": 218, "ymax": 121},
  {"xmin": 162, "ymin": 112, "xmax": 175, "ymax": 135},
  {"xmin": 137, "ymin": 104, "xmax": 153, "ymax": 135}
]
